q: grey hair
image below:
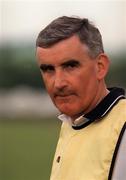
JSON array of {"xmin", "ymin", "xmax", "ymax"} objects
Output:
[{"xmin": 36, "ymin": 16, "xmax": 104, "ymax": 58}]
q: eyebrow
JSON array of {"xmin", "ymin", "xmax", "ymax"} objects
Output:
[
  {"xmin": 61, "ymin": 59, "xmax": 80, "ymax": 67},
  {"xmin": 39, "ymin": 59, "xmax": 80, "ymax": 70}
]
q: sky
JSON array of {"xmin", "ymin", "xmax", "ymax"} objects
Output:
[{"xmin": 1, "ymin": 0, "xmax": 126, "ymax": 53}]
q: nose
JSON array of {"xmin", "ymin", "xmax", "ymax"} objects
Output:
[{"xmin": 54, "ymin": 69, "xmax": 67, "ymax": 89}]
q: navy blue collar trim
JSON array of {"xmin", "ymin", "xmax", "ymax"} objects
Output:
[{"xmin": 72, "ymin": 87, "xmax": 125, "ymax": 130}]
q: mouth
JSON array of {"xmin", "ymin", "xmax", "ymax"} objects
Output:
[
  {"xmin": 54, "ymin": 92, "xmax": 75, "ymax": 98},
  {"xmin": 56, "ymin": 95, "xmax": 72, "ymax": 98},
  {"xmin": 54, "ymin": 94, "xmax": 76, "ymax": 102}
]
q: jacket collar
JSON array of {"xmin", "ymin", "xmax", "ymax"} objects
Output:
[{"xmin": 72, "ymin": 87, "xmax": 125, "ymax": 130}]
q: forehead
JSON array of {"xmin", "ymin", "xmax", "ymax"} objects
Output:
[{"xmin": 36, "ymin": 35, "xmax": 90, "ymax": 64}]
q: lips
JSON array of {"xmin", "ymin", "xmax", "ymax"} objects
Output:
[
  {"xmin": 56, "ymin": 95, "xmax": 73, "ymax": 99},
  {"xmin": 55, "ymin": 94, "xmax": 72, "ymax": 97},
  {"xmin": 54, "ymin": 92, "xmax": 75, "ymax": 98},
  {"xmin": 53, "ymin": 90, "xmax": 76, "ymax": 103},
  {"xmin": 54, "ymin": 94, "xmax": 76, "ymax": 103}
]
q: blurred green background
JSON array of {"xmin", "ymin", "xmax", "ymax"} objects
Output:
[
  {"xmin": 0, "ymin": 119, "xmax": 61, "ymax": 180},
  {"xmin": 1, "ymin": 1, "xmax": 126, "ymax": 180}
]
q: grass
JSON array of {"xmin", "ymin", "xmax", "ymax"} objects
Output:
[{"xmin": 0, "ymin": 118, "xmax": 61, "ymax": 180}]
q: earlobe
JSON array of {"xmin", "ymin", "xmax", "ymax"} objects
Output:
[{"xmin": 96, "ymin": 54, "xmax": 110, "ymax": 80}]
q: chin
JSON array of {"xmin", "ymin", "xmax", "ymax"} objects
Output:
[
  {"xmin": 57, "ymin": 106, "xmax": 71, "ymax": 115},
  {"xmin": 55, "ymin": 101, "xmax": 80, "ymax": 116},
  {"xmin": 58, "ymin": 107, "xmax": 78, "ymax": 117}
]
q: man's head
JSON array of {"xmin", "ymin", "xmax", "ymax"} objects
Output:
[{"xmin": 36, "ymin": 16, "xmax": 109, "ymax": 119}]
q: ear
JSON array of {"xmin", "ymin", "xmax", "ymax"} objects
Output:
[{"xmin": 96, "ymin": 53, "xmax": 110, "ymax": 80}]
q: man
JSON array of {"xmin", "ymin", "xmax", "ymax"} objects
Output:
[{"xmin": 36, "ymin": 16, "xmax": 126, "ymax": 180}]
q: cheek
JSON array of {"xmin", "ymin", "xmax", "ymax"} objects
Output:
[
  {"xmin": 41, "ymin": 74, "xmax": 52, "ymax": 92},
  {"xmin": 77, "ymin": 68, "xmax": 98, "ymax": 93},
  {"xmin": 44, "ymin": 81, "xmax": 52, "ymax": 94}
]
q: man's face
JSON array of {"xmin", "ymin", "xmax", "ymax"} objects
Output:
[{"xmin": 36, "ymin": 35, "xmax": 102, "ymax": 119}]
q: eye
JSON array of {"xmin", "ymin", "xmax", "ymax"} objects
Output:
[
  {"xmin": 67, "ymin": 63, "xmax": 77, "ymax": 68},
  {"xmin": 63, "ymin": 60, "xmax": 80, "ymax": 70},
  {"xmin": 40, "ymin": 64, "xmax": 55, "ymax": 73}
]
